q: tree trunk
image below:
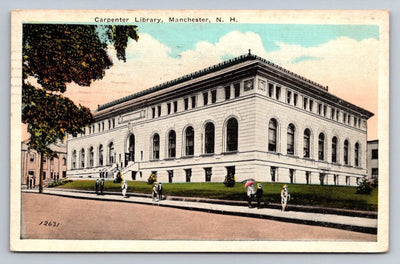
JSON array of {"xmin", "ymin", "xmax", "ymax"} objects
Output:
[{"xmin": 39, "ymin": 152, "xmax": 44, "ymax": 193}]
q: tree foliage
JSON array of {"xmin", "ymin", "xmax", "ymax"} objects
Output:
[{"xmin": 22, "ymin": 24, "xmax": 139, "ymax": 191}]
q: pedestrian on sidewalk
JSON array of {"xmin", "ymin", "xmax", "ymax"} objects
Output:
[
  {"xmin": 255, "ymin": 183, "xmax": 263, "ymax": 209},
  {"xmin": 246, "ymin": 182, "xmax": 256, "ymax": 208},
  {"xmin": 95, "ymin": 179, "xmax": 100, "ymax": 195},
  {"xmin": 152, "ymin": 182, "xmax": 159, "ymax": 202},
  {"xmin": 121, "ymin": 179, "xmax": 128, "ymax": 198},
  {"xmin": 280, "ymin": 184, "xmax": 291, "ymax": 212},
  {"xmin": 157, "ymin": 182, "xmax": 163, "ymax": 201},
  {"xmin": 100, "ymin": 179, "xmax": 105, "ymax": 195}
]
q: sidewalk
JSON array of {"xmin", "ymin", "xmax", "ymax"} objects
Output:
[{"xmin": 22, "ymin": 188, "xmax": 378, "ymax": 235}]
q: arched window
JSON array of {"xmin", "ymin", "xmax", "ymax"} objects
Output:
[
  {"xmin": 128, "ymin": 134, "xmax": 135, "ymax": 162},
  {"xmin": 204, "ymin": 122, "xmax": 215, "ymax": 154},
  {"xmin": 89, "ymin": 146, "xmax": 94, "ymax": 167},
  {"xmin": 287, "ymin": 124, "xmax": 295, "ymax": 155},
  {"xmin": 98, "ymin": 145, "xmax": 103, "ymax": 166},
  {"xmin": 72, "ymin": 150, "xmax": 77, "ymax": 169},
  {"xmin": 303, "ymin": 129, "xmax": 311, "ymax": 158},
  {"xmin": 318, "ymin": 133, "xmax": 325, "ymax": 161},
  {"xmin": 332, "ymin": 137, "xmax": 338, "ymax": 163},
  {"xmin": 168, "ymin": 130, "xmax": 176, "ymax": 158},
  {"xmin": 80, "ymin": 148, "xmax": 85, "ymax": 168},
  {"xmin": 108, "ymin": 142, "xmax": 115, "ymax": 164},
  {"xmin": 268, "ymin": 119, "xmax": 278, "ymax": 152},
  {"xmin": 344, "ymin": 140, "xmax": 349, "ymax": 165},
  {"xmin": 226, "ymin": 118, "xmax": 238, "ymax": 152},
  {"xmin": 153, "ymin": 134, "xmax": 160, "ymax": 159},
  {"xmin": 355, "ymin": 142, "xmax": 360, "ymax": 167},
  {"xmin": 185, "ymin": 127, "xmax": 194, "ymax": 156}
]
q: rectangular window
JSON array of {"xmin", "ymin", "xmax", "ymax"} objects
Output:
[
  {"xmin": 286, "ymin": 90, "xmax": 291, "ymax": 104},
  {"xmin": 343, "ymin": 113, "xmax": 347, "ymax": 123},
  {"xmin": 204, "ymin": 167, "xmax": 212, "ymax": 182},
  {"xmin": 371, "ymin": 168, "xmax": 379, "ymax": 179},
  {"xmin": 289, "ymin": 169, "xmax": 295, "ymax": 184},
  {"xmin": 268, "ymin": 83, "xmax": 274, "ymax": 97},
  {"xmin": 191, "ymin": 96, "xmax": 196, "ymax": 108},
  {"xmin": 275, "ymin": 86, "xmax": 281, "ymax": 100},
  {"xmin": 336, "ymin": 110, "xmax": 340, "ymax": 121},
  {"xmin": 318, "ymin": 103, "xmax": 322, "ymax": 115},
  {"xmin": 270, "ymin": 167, "xmax": 277, "ymax": 182},
  {"xmin": 371, "ymin": 149, "xmax": 378, "ymax": 159},
  {"xmin": 112, "ymin": 119, "xmax": 115, "ymax": 128},
  {"xmin": 157, "ymin": 105, "xmax": 161, "ymax": 117},
  {"xmin": 346, "ymin": 176, "xmax": 350, "ymax": 186},
  {"xmin": 203, "ymin": 92, "xmax": 208, "ymax": 105},
  {"xmin": 306, "ymin": 171, "xmax": 311, "ymax": 184},
  {"xmin": 309, "ymin": 100, "xmax": 313, "ymax": 112},
  {"xmin": 331, "ymin": 108, "xmax": 335, "ymax": 119},
  {"xmin": 293, "ymin": 93, "xmax": 298, "ymax": 106},
  {"xmin": 173, "ymin": 101, "xmax": 178, "ymax": 113},
  {"xmin": 323, "ymin": 105, "xmax": 327, "ymax": 117},
  {"xmin": 102, "ymin": 122, "xmax": 104, "ymax": 131},
  {"xmin": 98, "ymin": 123, "xmax": 100, "ymax": 132},
  {"xmin": 43, "ymin": 171, "xmax": 46, "ymax": 180},
  {"xmin": 211, "ymin": 90, "xmax": 217, "ymax": 103},
  {"xmin": 185, "ymin": 169, "xmax": 192, "ymax": 183},
  {"xmin": 354, "ymin": 116, "xmax": 357, "ymax": 126},
  {"xmin": 152, "ymin": 107, "xmax": 156, "ymax": 118},
  {"xmin": 234, "ymin": 83, "xmax": 240, "ymax": 98},
  {"xmin": 168, "ymin": 170, "xmax": 174, "ymax": 183},
  {"xmin": 358, "ymin": 118, "xmax": 361, "ymax": 127},
  {"xmin": 348, "ymin": 115, "xmax": 351, "ymax": 124},
  {"xmin": 167, "ymin": 103, "xmax": 171, "ymax": 114},
  {"xmin": 184, "ymin": 98, "xmax": 189, "ymax": 110},
  {"xmin": 303, "ymin": 97, "xmax": 308, "ymax": 110},
  {"xmin": 224, "ymin": 86, "xmax": 231, "ymax": 100}
]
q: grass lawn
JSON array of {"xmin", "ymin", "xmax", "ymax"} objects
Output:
[{"xmin": 55, "ymin": 180, "xmax": 378, "ymax": 212}]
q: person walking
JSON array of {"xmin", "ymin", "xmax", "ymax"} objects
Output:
[
  {"xmin": 280, "ymin": 184, "xmax": 291, "ymax": 212},
  {"xmin": 157, "ymin": 182, "xmax": 163, "ymax": 201},
  {"xmin": 152, "ymin": 182, "xmax": 159, "ymax": 202},
  {"xmin": 100, "ymin": 179, "xmax": 105, "ymax": 195},
  {"xmin": 121, "ymin": 179, "xmax": 128, "ymax": 198},
  {"xmin": 255, "ymin": 183, "xmax": 263, "ymax": 209},
  {"xmin": 246, "ymin": 182, "xmax": 256, "ymax": 208},
  {"xmin": 95, "ymin": 179, "xmax": 100, "ymax": 195}
]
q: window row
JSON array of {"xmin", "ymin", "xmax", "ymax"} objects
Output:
[
  {"xmin": 74, "ymin": 118, "xmax": 116, "ymax": 138},
  {"xmin": 150, "ymin": 80, "xmax": 251, "ymax": 119},
  {"xmin": 268, "ymin": 118, "xmax": 362, "ymax": 167},
  {"xmin": 267, "ymin": 81, "xmax": 364, "ymax": 129},
  {"xmin": 270, "ymin": 167, "xmax": 360, "ymax": 186}
]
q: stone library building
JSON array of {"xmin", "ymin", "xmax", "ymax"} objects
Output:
[{"xmin": 66, "ymin": 53, "xmax": 373, "ymax": 186}]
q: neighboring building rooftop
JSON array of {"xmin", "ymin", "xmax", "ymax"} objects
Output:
[{"xmin": 21, "ymin": 140, "xmax": 67, "ymax": 154}]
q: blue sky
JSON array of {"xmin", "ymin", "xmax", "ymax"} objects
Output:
[{"xmin": 133, "ymin": 23, "xmax": 379, "ymax": 58}]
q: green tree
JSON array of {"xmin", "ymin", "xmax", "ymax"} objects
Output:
[{"xmin": 22, "ymin": 24, "xmax": 139, "ymax": 193}]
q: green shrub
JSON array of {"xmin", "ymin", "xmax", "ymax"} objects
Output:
[
  {"xmin": 356, "ymin": 178, "xmax": 373, "ymax": 194},
  {"xmin": 223, "ymin": 173, "xmax": 235, "ymax": 187},
  {"xmin": 113, "ymin": 171, "xmax": 123, "ymax": 183},
  {"xmin": 147, "ymin": 173, "xmax": 157, "ymax": 185}
]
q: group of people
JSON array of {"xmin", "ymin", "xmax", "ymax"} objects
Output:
[
  {"xmin": 152, "ymin": 182, "xmax": 163, "ymax": 202},
  {"xmin": 95, "ymin": 179, "xmax": 105, "ymax": 195},
  {"xmin": 246, "ymin": 181, "xmax": 291, "ymax": 211}
]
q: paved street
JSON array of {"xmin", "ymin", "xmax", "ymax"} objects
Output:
[{"xmin": 21, "ymin": 193, "xmax": 376, "ymax": 241}]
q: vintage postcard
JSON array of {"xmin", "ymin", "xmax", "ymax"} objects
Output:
[{"xmin": 10, "ymin": 9, "xmax": 389, "ymax": 252}]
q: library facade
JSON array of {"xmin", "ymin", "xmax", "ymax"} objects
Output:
[{"xmin": 66, "ymin": 53, "xmax": 374, "ymax": 186}]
